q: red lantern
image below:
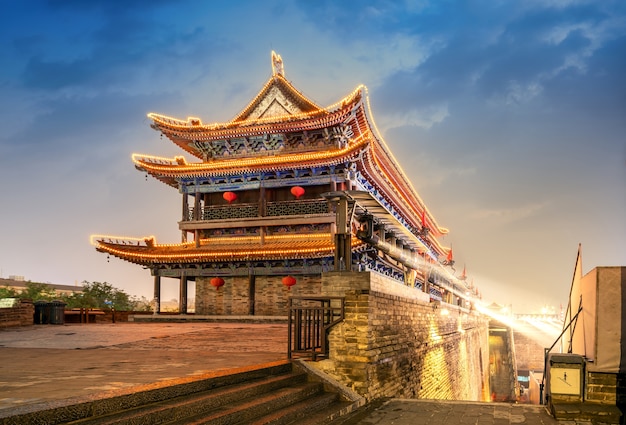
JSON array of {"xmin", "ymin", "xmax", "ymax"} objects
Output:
[
  {"xmin": 210, "ymin": 277, "xmax": 225, "ymax": 291},
  {"xmin": 223, "ymin": 191, "xmax": 237, "ymax": 204},
  {"xmin": 290, "ymin": 186, "xmax": 305, "ymax": 199},
  {"xmin": 282, "ymin": 275, "xmax": 297, "ymax": 290}
]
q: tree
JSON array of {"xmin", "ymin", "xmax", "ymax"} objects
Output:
[
  {"xmin": 62, "ymin": 281, "xmax": 151, "ymax": 311},
  {"xmin": 19, "ymin": 281, "xmax": 57, "ymax": 301},
  {"xmin": 0, "ymin": 286, "xmax": 18, "ymax": 299}
]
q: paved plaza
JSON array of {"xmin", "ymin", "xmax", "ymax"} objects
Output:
[
  {"xmin": 0, "ymin": 322, "xmax": 288, "ymax": 410},
  {"xmin": 0, "ymin": 322, "xmax": 588, "ymax": 424}
]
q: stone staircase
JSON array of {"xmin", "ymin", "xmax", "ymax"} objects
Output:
[
  {"xmin": 550, "ymin": 402, "xmax": 622, "ymax": 424},
  {"xmin": 549, "ymin": 371, "xmax": 623, "ymax": 424},
  {"xmin": 1, "ymin": 361, "xmax": 365, "ymax": 425}
]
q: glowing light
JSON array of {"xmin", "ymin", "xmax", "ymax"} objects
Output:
[
  {"xmin": 210, "ymin": 277, "xmax": 225, "ymax": 291},
  {"xmin": 132, "ymin": 134, "xmax": 368, "ymax": 175},
  {"xmin": 146, "ymin": 84, "xmax": 363, "ymax": 131},
  {"xmin": 290, "ymin": 186, "xmax": 305, "ymax": 199},
  {"xmin": 223, "ymin": 191, "xmax": 237, "ymax": 204},
  {"xmin": 282, "ymin": 275, "xmax": 296, "ymax": 290},
  {"xmin": 90, "ymin": 233, "xmax": 363, "ymax": 263}
]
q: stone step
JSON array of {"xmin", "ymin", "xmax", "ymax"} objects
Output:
[
  {"xmin": 173, "ymin": 382, "xmax": 326, "ymax": 425},
  {"xmin": 66, "ymin": 370, "xmax": 310, "ymax": 424},
  {"xmin": 2, "ymin": 361, "xmax": 293, "ymax": 425},
  {"xmin": 3, "ymin": 360, "xmax": 362, "ymax": 425},
  {"xmin": 245, "ymin": 392, "xmax": 346, "ymax": 425},
  {"xmin": 551, "ymin": 402, "xmax": 622, "ymax": 424}
]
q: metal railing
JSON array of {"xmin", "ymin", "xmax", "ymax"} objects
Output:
[{"xmin": 288, "ymin": 296, "xmax": 345, "ymax": 361}]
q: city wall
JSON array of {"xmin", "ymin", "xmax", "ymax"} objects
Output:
[
  {"xmin": 315, "ymin": 271, "xmax": 491, "ymax": 402},
  {"xmin": 195, "ymin": 271, "xmax": 491, "ymax": 402}
]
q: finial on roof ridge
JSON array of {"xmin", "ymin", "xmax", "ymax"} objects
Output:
[{"xmin": 271, "ymin": 50, "xmax": 284, "ymax": 77}]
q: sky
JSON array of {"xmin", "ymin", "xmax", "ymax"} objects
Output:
[{"xmin": 0, "ymin": 0, "xmax": 624, "ymax": 312}]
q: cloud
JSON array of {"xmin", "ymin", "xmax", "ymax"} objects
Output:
[
  {"xmin": 471, "ymin": 201, "xmax": 550, "ymax": 225},
  {"xmin": 378, "ymin": 103, "xmax": 449, "ymax": 131}
]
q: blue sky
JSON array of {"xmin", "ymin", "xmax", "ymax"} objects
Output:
[{"xmin": 1, "ymin": 0, "xmax": 624, "ymax": 312}]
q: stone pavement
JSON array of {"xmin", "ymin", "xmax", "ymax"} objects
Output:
[
  {"xmin": 347, "ymin": 399, "xmax": 561, "ymax": 425},
  {"xmin": 0, "ymin": 321, "xmax": 588, "ymax": 424},
  {"xmin": 0, "ymin": 322, "xmax": 288, "ymax": 411}
]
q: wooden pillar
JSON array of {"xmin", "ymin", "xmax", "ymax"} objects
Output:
[
  {"xmin": 182, "ymin": 192, "xmax": 189, "ymax": 220},
  {"xmin": 179, "ymin": 275, "xmax": 188, "ymax": 314},
  {"xmin": 153, "ymin": 275, "xmax": 161, "ymax": 315},
  {"xmin": 193, "ymin": 191, "xmax": 201, "ymax": 220},
  {"xmin": 334, "ymin": 197, "xmax": 352, "ymax": 272},
  {"xmin": 248, "ymin": 274, "xmax": 256, "ymax": 316},
  {"xmin": 259, "ymin": 186, "xmax": 266, "ymax": 216},
  {"xmin": 259, "ymin": 186, "xmax": 266, "ymax": 245},
  {"xmin": 182, "ymin": 192, "xmax": 189, "ymax": 243}
]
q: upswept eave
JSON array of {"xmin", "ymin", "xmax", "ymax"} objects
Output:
[
  {"xmin": 146, "ymin": 86, "xmax": 364, "ymax": 159},
  {"xmin": 91, "ymin": 234, "xmax": 363, "ymax": 266},
  {"xmin": 354, "ymin": 87, "xmax": 450, "ymax": 238},
  {"xmin": 144, "ymin": 68, "xmax": 449, "ymax": 242},
  {"xmin": 132, "ymin": 133, "xmax": 369, "ymax": 182}
]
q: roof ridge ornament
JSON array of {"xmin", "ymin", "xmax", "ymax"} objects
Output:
[{"xmin": 271, "ymin": 50, "xmax": 284, "ymax": 77}]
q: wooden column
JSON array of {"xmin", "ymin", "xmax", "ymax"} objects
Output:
[
  {"xmin": 153, "ymin": 275, "xmax": 161, "ymax": 315},
  {"xmin": 248, "ymin": 274, "xmax": 256, "ymax": 316},
  {"xmin": 182, "ymin": 192, "xmax": 189, "ymax": 220},
  {"xmin": 193, "ymin": 192, "xmax": 201, "ymax": 220},
  {"xmin": 179, "ymin": 275, "xmax": 188, "ymax": 314},
  {"xmin": 334, "ymin": 197, "xmax": 352, "ymax": 272},
  {"xmin": 182, "ymin": 192, "xmax": 189, "ymax": 242},
  {"xmin": 259, "ymin": 186, "xmax": 266, "ymax": 245}
]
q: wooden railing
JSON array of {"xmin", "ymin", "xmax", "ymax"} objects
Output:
[
  {"xmin": 288, "ymin": 296, "xmax": 345, "ymax": 361},
  {"xmin": 186, "ymin": 199, "xmax": 330, "ymax": 221}
]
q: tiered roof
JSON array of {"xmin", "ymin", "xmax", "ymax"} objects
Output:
[
  {"xmin": 92, "ymin": 234, "xmax": 363, "ymax": 266},
  {"xmin": 94, "ymin": 52, "xmax": 451, "ymax": 265}
]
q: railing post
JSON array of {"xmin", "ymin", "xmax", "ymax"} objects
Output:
[
  {"xmin": 287, "ymin": 298, "xmax": 293, "ymax": 359},
  {"xmin": 287, "ymin": 296, "xmax": 345, "ymax": 361}
]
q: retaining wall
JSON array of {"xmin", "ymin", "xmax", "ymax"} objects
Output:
[
  {"xmin": 316, "ymin": 271, "xmax": 490, "ymax": 402},
  {"xmin": 0, "ymin": 299, "xmax": 34, "ymax": 328}
]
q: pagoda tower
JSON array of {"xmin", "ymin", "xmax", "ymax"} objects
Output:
[{"xmin": 92, "ymin": 52, "xmax": 474, "ymax": 315}]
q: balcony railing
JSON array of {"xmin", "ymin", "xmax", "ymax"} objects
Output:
[
  {"xmin": 266, "ymin": 199, "xmax": 329, "ymax": 216},
  {"xmin": 187, "ymin": 199, "xmax": 330, "ymax": 221},
  {"xmin": 288, "ymin": 296, "xmax": 345, "ymax": 361}
]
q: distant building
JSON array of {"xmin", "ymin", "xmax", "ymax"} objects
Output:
[
  {"xmin": 546, "ymin": 245, "xmax": 625, "ymax": 422},
  {"xmin": 0, "ymin": 277, "xmax": 82, "ymax": 297}
]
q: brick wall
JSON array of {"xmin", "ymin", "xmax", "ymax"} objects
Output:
[
  {"xmin": 0, "ymin": 300, "xmax": 34, "ymax": 328},
  {"xmin": 514, "ymin": 331, "xmax": 545, "ymax": 372},
  {"xmin": 196, "ymin": 275, "xmax": 322, "ymax": 316},
  {"xmin": 587, "ymin": 372, "xmax": 618, "ymax": 404},
  {"xmin": 489, "ymin": 330, "xmax": 517, "ymax": 401},
  {"xmin": 316, "ymin": 271, "xmax": 491, "ymax": 401}
]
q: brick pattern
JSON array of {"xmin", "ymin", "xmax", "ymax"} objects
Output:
[
  {"xmin": 514, "ymin": 331, "xmax": 545, "ymax": 372},
  {"xmin": 0, "ymin": 300, "xmax": 34, "ymax": 328},
  {"xmin": 489, "ymin": 331, "xmax": 517, "ymax": 401},
  {"xmin": 196, "ymin": 275, "xmax": 321, "ymax": 316},
  {"xmin": 320, "ymin": 271, "xmax": 490, "ymax": 402},
  {"xmin": 587, "ymin": 372, "xmax": 618, "ymax": 403}
]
